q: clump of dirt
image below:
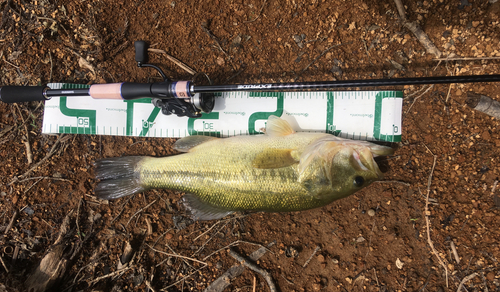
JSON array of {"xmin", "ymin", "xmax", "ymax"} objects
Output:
[{"xmin": 1, "ymin": 0, "xmax": 500, "ymax": 291}]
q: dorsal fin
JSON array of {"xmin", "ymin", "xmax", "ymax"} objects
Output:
[
  {"xmin": 265, "ymin": 115, "xmax": 296, "ymax": 137},
  {"xmin": 173, "ymin": 135, "xmax": 217, "ymax": 152}
]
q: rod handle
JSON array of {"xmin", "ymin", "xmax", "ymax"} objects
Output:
[{"xmin": 0, "ymin": 86, "xmax": 48, "ymax": 103}]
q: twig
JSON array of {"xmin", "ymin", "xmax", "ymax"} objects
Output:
[
  {"xmin": 456, "ymin": 273, "xmax": 478, "ymax": 292},
  {"xmin": 244, "ymin": 0, "xmax": 267, "ymax": 23},
  {"xmin": 146, "ymin": 280, "xmax": 157, "ymax": 292},
  {"xmin": 424, "ymin": 153, "xmax": 449, "ymax": 287},
  {"xmin": 17, "ymin": 176, "xmax": 71, "ymax": 183},
  {"xmin": 146, "ymin": 244, "xmax": 208, "ymax": 266},
  {"xmin": 252, "ymin": 276, "xmax": 256, "ymax": 292},
  {"xmin": 373, "ymin": 268, "xmax": 380, "ymax": 287},
  {"xmin": 191, "ymin": 220, "xmax": 230, "ymax": 257},
  {"xmin": 48, "ymin": 51, "xmax": 53, "ymax": 82},
  {"xmin": 375, "ymin": 180, "xmax": 411, "ymax": 187},
  {"xmin": 203, "ymin": 239, "xmax": 271, "ymax": 261},
  {"xmin": 204, "ymin": 244, "xmax": 271, "ymax": 292},
  {"xmin": 393, "ymin": 0, "xmax": 441, "ymax": 58},
  {"xmin": 466, "ymin": 92, "xmax": 500, "ymax": 119},
  {"xmin": 23, "ymin": 178, "xmax": 43, "ymax": 194},
  {"xmin": 161, "ymin": 265, "xmax": 208, "ymax": 291},
  {"xmin": 76, "ymin": 198, "xmax": 82, "ymax": 239},
  {"xmin": 148, "ymin": 48, "xmax": 196, "ymax": 75},
  {"xmin": 111, "ymin": 196, "xmax": 133, "ymax": 224},
  {"xmin": 126, "ymin": 199, "xmax": 157, "ymax": 227},
  {"xmin": 229, "ymin": 248, "xmax": 277, "ymax": 292},
  {"xmin": 297, "ymin": 43, "xmax": 348, "ymax": 78},
  {"xmin": 4, "ymin": 210, "xmax": 18, "ymax": 235},
  {"xmin": 87, "ymin": 265, "xmax": 134, "ymax": 285},
  {"xmin": 201, "ymin": 25, "xmax": 229, "ymax": 57},
  {"xmin": 14, "ymin": 104, "xmax": 32, "ymax": 164},
  {"xmin": 302, "ymin": 246, "xmax": 321, "ymax": 268},
  {"xmin": 450, "ymin": 241, "xmax": 460, "ymax": 264},
  {"xmin": 194, "ymin": 221, "xmax": 221, "ymax": 241},
  {"xmin": 0, "ymin": 255, "xmax": 9, "ymax": 273},
  {"xmin": 9, "ymin": 134, "xmax": 65, "ymax": 184},
  {"xmin": 406, "ymin": 85, "xmax": 434, "ymax": 114},
  {"xmin": 491, "ymin": 180, "xmax": 498, "ymax": 195},
  {"xmin": 434, "ymin": 56, "xmax": 500, "ymax": 61}
]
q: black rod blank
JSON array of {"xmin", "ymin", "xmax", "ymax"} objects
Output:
[{"xmin": 192, "ymin": 74, "xmax": 500, "ymax": 94}]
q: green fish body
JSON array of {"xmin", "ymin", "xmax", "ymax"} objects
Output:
[{"xmin": 95, "ymin": 116, "xmax": 393, "ymax": 220}]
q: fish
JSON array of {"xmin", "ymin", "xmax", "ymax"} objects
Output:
[{"xmin": 95, "ymin": 116, "xmax": 394, "ymax": 221}]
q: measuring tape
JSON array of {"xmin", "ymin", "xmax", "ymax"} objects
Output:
[{"xmin": 41, "ymin": 83, "xmax": 402, "ymax": 142}]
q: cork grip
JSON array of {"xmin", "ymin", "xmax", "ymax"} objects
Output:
[{"xmin": 89, "ymin": 83, "xmax": 124, "ymax": 99}]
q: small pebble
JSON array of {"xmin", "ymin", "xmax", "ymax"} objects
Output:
[{"xmin": 367, "ymin": 209, "xmax": 376, "ymax": 216}]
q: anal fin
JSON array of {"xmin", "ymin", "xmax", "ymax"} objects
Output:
[{"xmin": 181, "ymin": 193, "xmax": 234, "ymax": 221}]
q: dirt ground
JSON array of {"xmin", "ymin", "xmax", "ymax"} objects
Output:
[{"xmin": 1, "ymin": 0, "xmax": 500, "ymax": 291}]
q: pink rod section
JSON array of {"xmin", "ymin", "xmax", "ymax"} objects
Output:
[
  {"xmin": 174, "ymin": 81, "xmax": 189, "ymax": 98},
  {"xmin": 89, "ymin": 83, "xmax": 123, "ymax": 99}
]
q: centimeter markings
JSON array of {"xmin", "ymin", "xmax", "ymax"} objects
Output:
[{"xmin": 46, "ymin": 89, "xmax": 401, "ymax": 140}]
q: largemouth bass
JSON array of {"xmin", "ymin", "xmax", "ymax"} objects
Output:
[{"xmin": 95, "ymin": 116, "xmax": 393, "ymax": 220}]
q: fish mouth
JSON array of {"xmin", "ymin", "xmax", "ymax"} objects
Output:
[{"xmin": 353, "ymin": 148, "xmax": 384, "ymax": 179}]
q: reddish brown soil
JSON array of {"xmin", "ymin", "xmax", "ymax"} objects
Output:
[{"xmin": 1, "ymin": 0, "xmax": 500, "ymax": 291}]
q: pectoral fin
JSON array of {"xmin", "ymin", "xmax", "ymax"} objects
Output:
[
  {"xmin": 173, "ymin": 135, "xmax": 217, "ymax": 152},
  {"xmin": 252, "ymin": 149, "xmax": 299, "ymax": 169}
]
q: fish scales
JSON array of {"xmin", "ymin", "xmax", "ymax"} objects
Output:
[
  {"xmin": 139, "ymin": 133, "xmax": 327, "ymax": 212},
  {"xmin": 95, "ymin": 116, "xmax": 394, "ymax": 220}
]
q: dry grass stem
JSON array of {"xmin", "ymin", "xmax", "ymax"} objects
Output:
[
  {"xmin": 202, "ymin": 240, "xmax": 271, "ymax": 261},
  {"xmin": 302, "ymin": 245, "xmax": 321, "ymax": 268},
  {"xmin": 0, "ymin": 255, "xmax": 9, "ymax": 273},
  {"xmin": 200, "ymin": 25, "xmax": 230, "ymax": 58},
  {"xmin": 148, "ymin": 48, "xmax": 196, "ymax": 75},
  {"xmin": 244, "ymin": 0, "xmax": 267, "ymax": 23},
  {"xmin": 229, "ymin": 248, "xmax": 277, "ymax": 292},
  {"xmin": 14, "ymin": 105, "xmax": 32, "ymax": 164},
  {"xmin": 126, "ymin": 199, "xmax": 157, "ymax": 227},
  {"xmin": 194, "ymin": 220, "xmax": 222, "ymax": 242},
  {"xmin": 146, "ymin": 280, "xmax": 157, "ymax": 292},
  {"xmin": 4, "ymin": 210, "xmax": 18, "ymax": 235},
  {"xmin": 160, "ymin": 265, "xmax": 208, "ymax": 291},
  {"xmin": 146, "ymin": 244, "xmax": 208, "ymax": 266},
  {"xmin": 298, "ymin": 42, "xmax": 348, "ymax": 77},
  {"xmin": 87, "ymin": 265, "xmax": 134, "ymax": 285},
  {"xmin": 375, "ymin": 180, "xmax": 411, "ymax": 187},
  {"xmin": 10, "ymin": 134, "xmax": 65, "ymax": 184},
  {"xmin": 450, "ymin": 241, "xmax": 460, "ymax": 264},
  {"xmin": 406, "ymin": 85, "xmax": 434, "ymax": 114},
  {"xmin": 490, "ymin": 180, "xmax": 498, "ymax": 195},
  {"xmin": 424, "ymin": 153, "xmax": 449, "ymax": 287},
  {"xmin": 456, "ymin": 273, "xmax": 478, "ymax": 292},
  {"xmin": 205, "ymin": 244, "xmax": 271, "ymax": 292},
  {"xmin": 434, "ymin": 56, "xmax": 500, "ymax": 61},
  {"xmin": 393, "ymin": 0, "xmax": 441, "ymax": 58}
]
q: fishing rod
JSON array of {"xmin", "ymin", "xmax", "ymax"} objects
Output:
[{"xmin": 1, "ymin": 40, "xmax": 500, "ymax": 118}]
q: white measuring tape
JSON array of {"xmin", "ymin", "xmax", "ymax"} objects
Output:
[{"xmin": 42, "ymin": 83, "xmax": 402, "ymax": 142}]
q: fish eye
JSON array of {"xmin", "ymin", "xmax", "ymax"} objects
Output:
[{"xmin": 353, "ymin": 176, "xmax": 365, "ymax": 187}]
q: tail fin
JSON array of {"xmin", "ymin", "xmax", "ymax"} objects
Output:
[{"xmin": 94, "ymin": 156, "xmax": 147, "ymax": 200}]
